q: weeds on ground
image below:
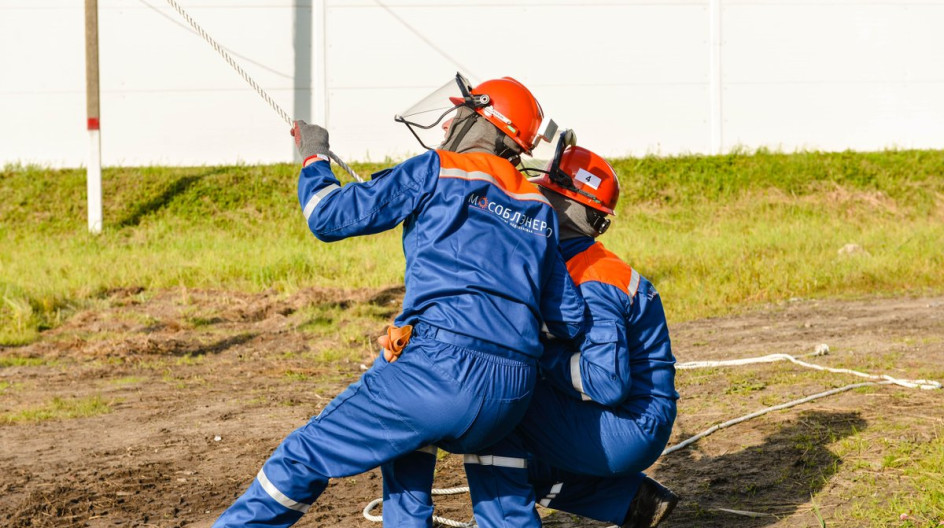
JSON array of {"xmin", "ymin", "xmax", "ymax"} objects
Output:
[
  {"xmin": 832, "ymin": 423, "xmax": 944, "ymax": 526},
  {"xmin": 1, "ymin": 395, "xmax": 112, "ymax": 424}
]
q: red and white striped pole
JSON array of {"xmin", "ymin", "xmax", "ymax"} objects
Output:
[{"xmin": 85, "ymin": 0, "xmax": 102, "ymax": 233}]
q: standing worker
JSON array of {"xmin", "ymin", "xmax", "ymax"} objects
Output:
[
  {"xmin": 381, "ymin": 142, "xmax": 679, "ymax": 527},
  {"xmin": 211, "ymin": 74, "xmax": 587, "ymax": 527}
]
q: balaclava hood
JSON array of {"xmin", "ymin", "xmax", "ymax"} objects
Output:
[
  {"xmin": 540, "ymin": 187, "xmax": 600, "ymax": 240},
  {"xmin": 440, "ymin": 106, "xmax": 523, "ymax": 162}
]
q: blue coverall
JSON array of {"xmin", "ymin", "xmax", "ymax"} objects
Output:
[
  {"xmin": 211, "ymin": 150, "xmax": 586, "ymax": 527},
  {"xmin": 382, "ymin": 236, "xmax": 678, "ymax": 527}
]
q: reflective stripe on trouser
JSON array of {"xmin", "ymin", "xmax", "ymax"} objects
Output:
[
  {"xmin": 529, "ymin": 464, "xmax": 644, "ymax": 525},
  {"xmin": 539, "ymin": 482, "xmax": 563, "ymax": 507},
  {"xmin": 212, "ymin": 337, "xmax": 535, "ymax": 528},
  {"xmin": 463, "ymin": 435, "xmax": 541, "ymax": 528},
  {"xmin": 514, "ymin": 381, "xmax": 673, "ymax": 525}
]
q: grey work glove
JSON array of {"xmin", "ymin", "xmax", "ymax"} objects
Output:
[{"xmin": 291, "ymin": 120, "xmax": 330, "ymax": 162}]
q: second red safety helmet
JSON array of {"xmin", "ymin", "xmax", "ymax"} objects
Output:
[{"xmin": 532, "ymin": 146, "xmax": 620, "ymax": 215}]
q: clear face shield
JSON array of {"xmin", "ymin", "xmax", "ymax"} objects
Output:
[
  {"xmin": 394, "ymin": 73, "xmax": 486, "ymax": 151},
  {"xmin": 395, "ymin": 72, "xmax": 559, "ymax": 155}
]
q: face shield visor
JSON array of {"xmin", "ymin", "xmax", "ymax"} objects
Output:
[
  {"xmin": 394, "ymin": 73, "xmax": 485, "ymax": 150},
  {"xmin": 395, "ymin": 72, "xmax": 559, "ymax": 154}
]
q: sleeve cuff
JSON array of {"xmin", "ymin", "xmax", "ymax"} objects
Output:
[{"xmin": 303, "ymin": 154, "xmax": 330, "ymax": 167}]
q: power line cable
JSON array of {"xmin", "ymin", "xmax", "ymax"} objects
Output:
[
  {"xmin": 372, "ymin": 0, "xmax": 479, "ymax": 80},
  {"xmin": 161, "ymin": 0, "xmax": 361, "ymax": 180},
  {"xmin": 137, "ymin": 0, "xmax": 294, "ymax": 80}
]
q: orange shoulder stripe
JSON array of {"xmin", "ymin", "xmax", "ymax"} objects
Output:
[
  {"xmin": 566, "ymin": 242, "xmax": 640, "ymax": 298},
  {"xmin": 436, "ymin": 150, "xmax": 547, "ymax": 203}
]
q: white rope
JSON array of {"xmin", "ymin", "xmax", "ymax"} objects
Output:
[
  {"xmin": 663, "ymin": 350, "xmax": 938, "ymax": 455},
  {"xmin": 362, "ymin": 487, "xmax": 474, "ymax": 527},
  {"xmin": 162, "ymin": 0, "xmax": 362, "ymax": 182},
  {"xmin": 362, "ymin": 348, "xmax": 940, "ymax": 525},
  {"xmin": 675, "ymin": 353, "xmax": 942, "ymax": 390},
  {"xmin": 432, "ymin": 486, "xmax": 472, "ymax": 495},
  {"xmin": 661, "ymin": 380, "xmax": 889, "ymax": 455}
]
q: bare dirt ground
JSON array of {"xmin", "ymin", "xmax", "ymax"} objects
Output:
[{"xmin": 1, "ymin": 289, "xmax": 942, "ymax": 527}]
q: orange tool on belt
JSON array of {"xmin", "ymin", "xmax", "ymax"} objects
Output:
[{"xmin": 378, "ymin": 325, "xmax": 413, "ymax": 363}]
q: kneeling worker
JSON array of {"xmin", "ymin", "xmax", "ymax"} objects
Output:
[{"xmin": 511, "ymin": 143, "xmax": 680, "ymax": 527}]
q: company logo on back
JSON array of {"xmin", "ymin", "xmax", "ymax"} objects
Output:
[{"xmin": 468, "ymin": 193, "xmax": 552, "ymax": 237}]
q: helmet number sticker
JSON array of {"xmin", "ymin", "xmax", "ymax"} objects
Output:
[{"xmin": 574, "ymin": 168, "xmax": 601, "ymax": 190}]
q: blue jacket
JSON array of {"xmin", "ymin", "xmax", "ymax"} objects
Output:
[
  {"xmin": 298, "ymin": 150, "xmax": 586, "ymax": 358},
  {"xmin": 540, "ymin": 237, "xmax": 678, "ymax": 416}
]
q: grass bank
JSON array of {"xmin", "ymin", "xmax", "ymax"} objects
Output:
[{"xmin": 2, "ymin": 149, "xmax": 943, "ymax": 344}]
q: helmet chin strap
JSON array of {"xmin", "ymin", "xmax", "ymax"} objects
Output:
[
  {"xmin": 440, "ymin": 107, "xmax": 523, "ymax": 162},
  {"xmin": 495, "ymin": 136, "xmax": 521, "ymax": 165},
  {"xmin": 440, "ymin": 111, "xmax": 479, "ymax": 152}
]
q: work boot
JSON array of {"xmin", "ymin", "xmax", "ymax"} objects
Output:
[{"xmin": 622, "ymin": 476, "xmax": 679, "ymax": 528}]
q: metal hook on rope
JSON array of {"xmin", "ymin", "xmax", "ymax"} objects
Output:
[{"xmin": 163, "ymin": 0, "xmax": 362, "ymax": 182}]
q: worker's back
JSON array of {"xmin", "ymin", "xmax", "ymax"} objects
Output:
[{"xmin": 394, "ymin": 149, "xmax": 582, "ymax": 357}]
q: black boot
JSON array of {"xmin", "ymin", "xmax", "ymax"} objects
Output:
[{"xmin": 622, "ymin": 476, "xmax": 679, "ymax": 528}]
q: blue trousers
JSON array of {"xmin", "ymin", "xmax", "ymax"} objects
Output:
[
  {"xmin": 382, "ymin": 441, "xmax": 541, "ymax": 528},
  {"xmin": 518, "ymin": 382, "xmax": 674, "ymax": 524},
  {"xmin": 382, "ymin": 380, "xmax": 675, "ymax": 526},
  {"xmin": 212, "ymin": 325, "xmax": 536, "ymax": 527}
]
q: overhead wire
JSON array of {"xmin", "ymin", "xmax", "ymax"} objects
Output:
[
  {"xmin": 136, "ymin": 0, "xmax": 294, "ymax": 80},
  {"xmin": 371, "ymin": 0, "xmax": 479, "ymax": 80},
  {"xmin": 161, "ymin": 0, "xmax": 361, "ymax": 181}
]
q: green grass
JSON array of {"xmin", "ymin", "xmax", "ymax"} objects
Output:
[
  {"xmin": 2, "ymin": 149, "xmax": 943, "ymax": 344},
  {"xmin": 0, "ymin": 356, "xmax": 53, "ymax": 368},
  {"xmin": 604, "ymin": 149, "xmax": 944, "ymax": 320},
  {"xmin": 832, "ymin": 424, "xmax": 944, "ymax": 526},
  {"xmin": 1, "ymin": 395, "xmax": 112, "ymax": 424}
]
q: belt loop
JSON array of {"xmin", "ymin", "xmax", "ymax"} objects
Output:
[{"xmin": 413, "ymin": 322, "xmax": 437, "ymax": 340}]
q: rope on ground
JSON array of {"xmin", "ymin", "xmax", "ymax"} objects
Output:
[
  {"xmin": 162, "ymin": 0, "xmax": 362, "ymax": 182},
  {"xmin": 363, "ymin": 487, "xmax": 474, "ymax": 527},
  {"xmin": 661, "ymin": 380, "xmax": 890, "ymax": 455},
  {"xmin": 363, "ymin": 348, "xmax": 940, "ymax": 525},
  {"xmin": 675, "ymin": 352, "xmax": 942, "ymax": 390}
]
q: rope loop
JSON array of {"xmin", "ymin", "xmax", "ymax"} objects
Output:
[{"xmin": 363, "ymin": 488, "xmax": 475, "ymax": 527}]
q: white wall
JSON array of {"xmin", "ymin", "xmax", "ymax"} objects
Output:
[{"xmin": 2, "ymin": 0, "xmax": 943, "ymax": 168}]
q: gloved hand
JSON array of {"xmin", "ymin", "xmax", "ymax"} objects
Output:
[{"xmin": 291, "ymin": 120, "xmax": 330, "ymax": 162}]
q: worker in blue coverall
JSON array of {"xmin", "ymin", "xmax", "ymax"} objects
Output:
[
  {"xmin": 380, "ymin": 142, "xmax": 680, "ymax": 527},
  {"xmin": 211, "ymin": 74, "xmax": 587, "ymax": 527}
]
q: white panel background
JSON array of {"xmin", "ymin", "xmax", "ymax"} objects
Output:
[
  {"xmin": 721, "ymin": 1, "xmax": 944, "ymax": 152},
  {"xmin": 1, "ymin": 0, "xmax": 943, "ymax": 167}
]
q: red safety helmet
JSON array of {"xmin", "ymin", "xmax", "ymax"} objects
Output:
[
  {"xmin": 450, "ymin": 77, "xmax": 544, "ymax": 154},
  {"xmin": 532, "ymin": 145, "xmax": 620, "ymax": 215}
]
